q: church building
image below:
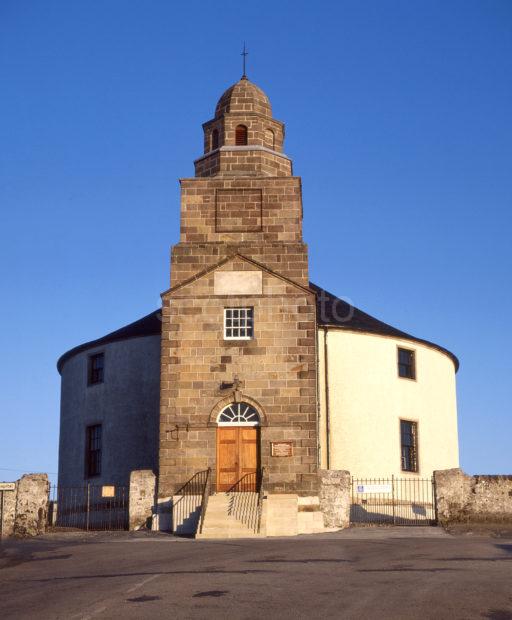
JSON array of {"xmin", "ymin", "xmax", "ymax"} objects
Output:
[{"xmin": 57, "ymin": 75, "xmax": 460, "ymax": 533}]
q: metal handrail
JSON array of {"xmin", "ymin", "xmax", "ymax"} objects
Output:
[
  {"xmin": 198, "ymin": 468, "xmax": 212, "ymax": 535},
  {"xmin": 172, "ymin": 469, "xmax": 211, "ymax": 535},
  {"xmin": 226, "ymin": 471, "xmax": 259, "ymax": 493},
  {"xmin": 174, "ymin": 469, "xmax": 210, "ymax": 497},
  {"xmin": 256, "ymin": 467, "xmax": 265, "ymax": 533},
  {"xmin": 224, "ymin": 468, "xmax": 264, "ymax": 533}
]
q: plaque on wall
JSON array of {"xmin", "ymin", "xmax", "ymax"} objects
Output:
[
  {"xmin": 102, "ymin": 485, "xmax": 115, "ymax": 498},
  {"xmin": 271, "ymin": 441, "xmax": 293, "ymax": 457},
  {"xmin": 214, "ymin": 271, "xmax": 262, "ymax": 295}
]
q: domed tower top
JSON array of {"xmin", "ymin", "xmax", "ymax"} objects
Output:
[
  {"xmin": 195, "ymin": 76, "xmax": 291, "ymax": 178},
  {"xmin": 214, "ymin": 77, "xmax": 272, "ymax": 119}
]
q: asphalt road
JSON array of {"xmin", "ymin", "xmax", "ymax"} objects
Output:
[{"xmin": 0, "ymin": 528, "xmax": 511, "ymax": 619}]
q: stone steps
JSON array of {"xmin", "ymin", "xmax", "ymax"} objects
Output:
[
  {"xmin": 196, "ymin": 493, "xmax": 264, "ymax": 539},
  {"xmin": 196, "ymin": 492, "xmax": 340, "ymax": 538}
]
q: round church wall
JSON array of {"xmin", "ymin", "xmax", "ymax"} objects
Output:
[
  {"xmin": 318, "ymin": 328, "xmax": 459, "ymax": 479},
  {"xmin": 58, "ymin": 335, "xmax": 161, "ymax": 489}
]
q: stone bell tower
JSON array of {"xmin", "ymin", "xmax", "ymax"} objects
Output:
[{"xmin": 158, "ymin": 76, "xmax": 318, "ymax": 498}]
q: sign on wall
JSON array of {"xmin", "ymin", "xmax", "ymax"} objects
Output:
[
  {"xmin": 356, "ymin": 483, "xmax": 393, "ymax": 494},
  {"xmin": 271, "ymin": 441, "xmax": 293, "ymax": 457},
  {"xmin": 101, "ymin": 486, "xmax": 115, "ymax": 498},
  {"xmin": 0, "ymin": 483, "xmax": 15, "ymax": 492}
]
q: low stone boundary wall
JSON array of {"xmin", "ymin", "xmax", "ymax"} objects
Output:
[
  {"xmin": 1, "ymin": 474, "xmax": 50, "ymax": 538},
  {"xmin": 434, "ymin": 468, "xmax": 512, "ymax": 525},
  {"xmin": 318, "ymin": 469, "xmax": 351, "ymax": 528},
  {"xmin": 129, "ymin": 470, "xmax": 156, "ymax": 531}
]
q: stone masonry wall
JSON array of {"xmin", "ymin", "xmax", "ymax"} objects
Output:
[
  {"xmin": 129, "ymin": 470, "xmax": 156, "ymax": 531},
  {"xmin": 202, "ymin": 113, "xmax": 285, "ymax": 154},
  {"xmin": 434, "ymin": 468, "xmax": 512, "ymax": 524},
  {"xmin": 173, "ymin": 176, "xmax": 306, "ymax": 283},
  {"xmin": 159, "ymin": 257, "xmax": 317, "ymax": 497},
  {"xmin": 171, "ymin": 241, "xmax": 309, "ymax": 292},
  {"xmin": 159, "ymin": 78, "xmax": 319, "ymax": 500},
  {"xmin": 1, "ymin": 474, "xmax": 50, "ymax": 538},
  {"xmin": 318, "ymin": 469, "xmax": 351, "ymax": 529},
  {"xmin": 178, "ymin": 177, "xmax": 303, "ymax": 243},
  {"xmin": 195, "ymin": 148, "xmax": 292, "ymax": 178}
]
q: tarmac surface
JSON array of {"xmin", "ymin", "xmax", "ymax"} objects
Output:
[{"xmin": 0, "ymin": 527, "xmax": 511, "ymax": 619}]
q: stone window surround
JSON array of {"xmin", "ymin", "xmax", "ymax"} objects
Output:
[
  {"xmin": 207, "ymin": 394, "xmax": 268, "ymax": 428},
  {"xmin": 217, "ymin": 402, "xmax": 261, "ymax": 426}
]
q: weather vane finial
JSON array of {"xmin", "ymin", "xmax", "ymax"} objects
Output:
[{"xmin": 241, "ymin": 42, "xmax": 248, "ymax": 79}]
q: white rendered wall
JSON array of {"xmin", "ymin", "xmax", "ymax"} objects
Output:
[
  {"xmin": 58, "ymin": 335, "xmax": 161, "ymax": 488},
  {"xmin": 318, "ymin": 328, "xmax": 459, "ymax": 478}
]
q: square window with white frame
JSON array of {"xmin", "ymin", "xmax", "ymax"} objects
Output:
[{"xmin": 224, "ymin": 307, "xmax": 254, "ymax": 340}]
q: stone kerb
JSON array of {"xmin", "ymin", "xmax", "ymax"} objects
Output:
[
  {"xmin": 318, "ymin": 469, "xmax": 351, "ymax": 529},
  {"xmin": 129, "ymin": 470, "xmax": 157, "ymax": 531}
]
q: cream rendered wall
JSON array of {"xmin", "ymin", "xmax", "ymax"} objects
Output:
[{"xmin": 318, "ymin": 328, "xmax": 459, "ymax": 478}]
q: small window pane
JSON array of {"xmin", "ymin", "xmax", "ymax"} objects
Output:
[
  {"xmin": 235, "ymin": 125, "xmax": 248, "ymax": 146},
  {"xmin": 400, "ymin": 420, "xmax": 418, "ymax": 472},
  {"xmin": 224, "ymin": 307, "xmax": 254, "ymax": 340},
  {"xmin": 211, "ymin": 128, "xmax": 219, "ymax": 150},
  {"xmin": 398, "ymin": 348, "xmax": 415, "ymax": 379},
  {"xmin": 86, "ymin": 424, "xmax": 102, "ymax": 477},
  {"xmin": 217, "ymin": 402, "xmax": 260, "ymax": 425},
  {"xmin": 88, "ymin": 353, "xmax": 104, "ymax": 385}
]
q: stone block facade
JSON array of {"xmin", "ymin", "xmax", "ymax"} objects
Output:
[
  {"xmin": 201, "ymin": 75, "xmax": 285, "ymax": 157},
  {"xmin": 159, "ymin": 256, "xmax": 317, "ymax": 496},
  {"xmin": 194, "ymin": 147, "xmax": 292, "ymax": 178},
  {"xmin": 264, "ymin": 495, "xmax": 299, "ymax": 536},
  {"xmin": 158, "ymin": 76, "xmax": 319, "ymax": 499},
  {"xmin": 171, "ymin": 176, "xmax": 307, "ymax": 288}
]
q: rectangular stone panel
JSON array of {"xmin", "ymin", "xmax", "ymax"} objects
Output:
[
  {"xmin": 215, "ymin": 188, "xmax": 262, "ymax": 232},
  {"xmin": 214, "ymin": 271, "xmax": 263, "ymax": 295},
  {"xmin": 271, "ymin": 441, "xmax": 294, "ymax": 457}
]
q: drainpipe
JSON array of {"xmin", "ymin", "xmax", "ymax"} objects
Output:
[
  {"xmin": 323, "ymin": 328, "xmax": 331, "ymax": 470},
  {"xmin": 315, "ymin": 321, "xmax": 321, "ymax": 469}
]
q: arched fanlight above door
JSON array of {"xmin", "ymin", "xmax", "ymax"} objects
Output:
[{"xmin": 217, "ymin": 402, "xmax": 260, "ymax": 426}]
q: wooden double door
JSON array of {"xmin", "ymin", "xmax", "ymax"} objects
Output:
[{"xmin": 216, "ymin": 426, "xmax": 260, "ymax": 492}]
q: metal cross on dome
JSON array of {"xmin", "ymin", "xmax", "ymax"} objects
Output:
[{"xmin": 241, "ymin": 42, "xmax": 248, "ymax": 78}]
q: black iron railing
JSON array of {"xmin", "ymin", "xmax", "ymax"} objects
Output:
[
  {"xmin": 172, "ymin": 469, "xmax": 211, "ymax": 536},
  {"xmin": 226, "ymin": 468, "xmax": 264, "ymax": 533},
  {"xmin": 48, "ymin": 484, "xmax": 128, "ymax": 531},
  {"xmin": 198, "ymin": 468, "xmax": 212, "ymax": 535},
  {"xmin": 350, "ymin": 476, "xmax": 436, "ymax": 526},
  {"xmin": 256, "ymin": 467, "xmax": 265, "ymax": 533}
]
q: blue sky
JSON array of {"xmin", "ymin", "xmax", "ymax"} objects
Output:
[{"xmin": 0, "ymin": 1, "xmax": 511, "ymax": 482}]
